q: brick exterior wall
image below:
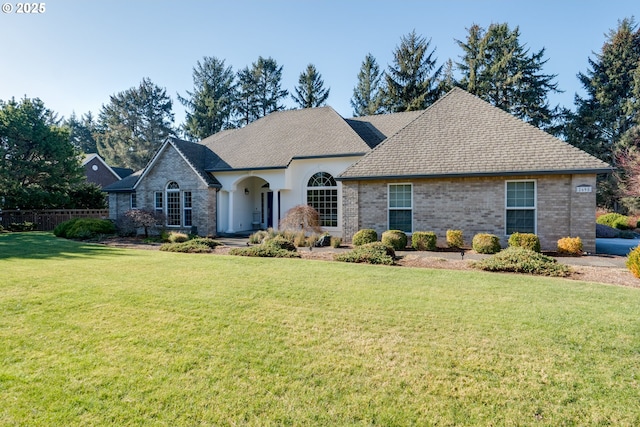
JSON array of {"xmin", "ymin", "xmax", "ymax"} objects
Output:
[
  {"xmin": 109, "ymin": 145, "xmax": 218, "ymax": 236},
  {"xmin": 342, "ymin": 174, "xmax": 597, "ymax": 252}
]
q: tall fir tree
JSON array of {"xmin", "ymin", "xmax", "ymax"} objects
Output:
[
  {"xmin": 383, "ymin": 30, "xmax": 443, "ymax": 112},
  {"xmin": 65, "ymin": 111, "xmax": 98, "ymax": 154},
  {"xmin": 0, "ymin": 97, "xmax": 83, "ymax": 209},
  {"xmin": 351, "ymin": 53, "xmax": 384, "ymax": 116},
  {"xmin": 292, "ymin": 64, "xmax": 330, "ymax": 109},
  {"xmin": 96, "ymin": 78, "xmax": 175, "ymax": 171},
  {"xmin": 565, "ymin": 18, "xmax": 640, "ymax": 209},
  {"xmin": 236, "ymin": 56, "xmax": 288, "ymax": 126},
  {"xmin": 456, "ymin": 23, "xmax": 560, "ymax": 130},
  {"xmin": 178, "ymin": 56, "xmax": 236, "ymax": 140}
]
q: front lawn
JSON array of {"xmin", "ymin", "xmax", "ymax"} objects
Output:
[{"xmin": 1, "ymin": 233, "xmax": 640, "ymax": 425}]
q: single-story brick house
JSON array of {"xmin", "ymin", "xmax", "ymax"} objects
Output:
[{"xmin": 104, "ymin": 88, "xmax": 610, "ymax": 252}]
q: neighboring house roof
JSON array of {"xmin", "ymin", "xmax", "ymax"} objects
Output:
[
  {"xmin": 200, "ymin": 107, "xmax": 373, "ymax": 171},
  {"xmin": 339, "ymin": 87, "xmax": 612, "ymax": 180}
]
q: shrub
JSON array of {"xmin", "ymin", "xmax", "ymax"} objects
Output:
[
  {"xmin": 446, "ymin": 229, "xmax": 464, "ymax": 248},
  {"xmin": 334, "ymin": 242, "xmax": 395, "ymax": 265},
  {"xmin": 123, "ymin": 209, "xmax": 166, "ymax": 237},
  {"xmin": 54, "ymin": 218, "xmax": 115, "ymax": 240},
  {"xmin": 472, "ymin": 233, "xmax": 502, "ymax": 254},
  {"xmin": 508, "ymin": 232, "xmax": 541, "ymax": 252},
  {"xmin": 229, "ymin": 245, "xmax": 301, "ymax": 258},
  {"xmin": 279, "ymin": 205, "xmax": 322, "ymax": 233},
  {"xmin": 382, "ymin": 230, "xmax": 408, "ymax": 250},
  {"xmin": 626, "ymin": 245, "xmax": 640, "ymax": 278},
  {"xmin": 160, "ymin": 240, "xmax": 212, "ymax": 253},
  {"xmin": 293, "ymin": 231, "xmax": 308, "ymax": 247},
  {"xmin": 167, "ymin": 231, "xmax": 189, "ymax": 243},
  {"xmin": 472, "ymin": 247, "xmax": 571, "ymax": 277},
  {"xmin": 411, "ymin": 231, "xmax": 437, "ymax": 251},
  {"xmin": 264, "ymin": 235, "xmax": 297, "ymax": 252},
  {"xmin": 9, "ymin": 222, "xmax": 36, "ymax": 232},
  {"xmin": 330, "ymin": 237, "xmax": 342, "ymax": 248},
  {"xmin": 557, "ymin": 237, "xmax": 583, "ymax": 255},
  {"xmin": 249, "ymin": 230, "xmax": 269, "ymax": 244},
  {"xmin": 596, "ymin": 212, "xmax": 631, "ymax": 230},
  {"xmin": 352, "ymin": 229, "xmax": 378, "ymax": 246}
]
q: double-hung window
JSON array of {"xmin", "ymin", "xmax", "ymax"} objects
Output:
[
  {"xmin": 506, "ymin": 180, "xmax": 536, "ymax": 234},
  {"xmin": 388, "ymin": 184, "xmax": 412, "ymax": 233},
  {"xmin": 130, "ymin": 192, "xmax": 137, "ymax": 210}
]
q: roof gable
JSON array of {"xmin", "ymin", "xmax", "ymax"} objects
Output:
[{"xmin": 339, "ymin": 88, "xmax": 611, "ymax": 180}]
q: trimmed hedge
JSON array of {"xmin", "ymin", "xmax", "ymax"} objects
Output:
[
  {"xmin": 508, "ymin": 232, "xmax": 541, "ymax": 252},
  {"xmin": 411, "ymin": 231, "xmax": 437, "ymax": 251},
  {"xmin": 626, "ymin": 245, "xmax": 640, "ymax": 278},
  {"xmin": 334, "ymin": 242, "xmax": 395, "ymax": 265},
  {"xmin": 473, "ymin": 247, "xmax": 571, "ymax": 277},
  {"xmin": 352, "ymin": 229, "xmax": 378, "ymax": 246},
  {"xmin": 557, "ymin": 237, "xmax": 583, "ymax": 255},
  {"xmin": 446, "ymin": 229, "xmax": 464, "ymax": 248},
  {"xmin": 382, "ymin": 230, "xmax": 408, "ymax": 251},
  {"xmin": 472, "ymin": 233, "xmax": 501, "ymax": 254},
  {"xmin": 54, "ymin": 218, "xmax": 116, "ymax": 240},
  {"xmin": 597, "ymin": 213, "xmax": 632, "ymax": 230}
]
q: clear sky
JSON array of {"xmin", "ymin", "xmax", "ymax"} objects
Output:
[{"xmin": 0, "ymin": 0, "xmax": 637, "ymax": 125}]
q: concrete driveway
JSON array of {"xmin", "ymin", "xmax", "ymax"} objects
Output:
[{"xmin": 596, "ymin": 238, "xmax": 640, "ymax": 256}]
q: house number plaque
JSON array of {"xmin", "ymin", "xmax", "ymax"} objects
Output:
[{"xmin": 576, "ymin": 185, "xmax": 592, "ymax": 193}]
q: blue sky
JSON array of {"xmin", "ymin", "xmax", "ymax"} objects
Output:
[{"xmin": 0, "ymin": 0, "xmax": 637, "ymax": 125}]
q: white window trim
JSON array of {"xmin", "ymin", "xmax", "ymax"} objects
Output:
[
  {"xmin": 388, "ymin": 183, "xmax": 413, "ymax": 233},
  {"xmin": 505, "ymin": 179, "xmax": 537, "ymax": 235},
  {"xmin": 130, "ymin": 192, "xmax": 137, "ymax": 210},
  {"xmin": 183, "ymin": 191, "xmax": 193, "ymax": 227},
  {"xmin": 166, "ymin": 182, "xmax": 181, "ymax": 228}
]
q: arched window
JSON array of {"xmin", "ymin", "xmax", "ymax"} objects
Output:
[
  {"xmin": 307, "ymin": 172, "xmax": 337, "ymax": 227},
  {"xmin": 166, "ymin": 181, "xmax": 181, "ymax": 226}
]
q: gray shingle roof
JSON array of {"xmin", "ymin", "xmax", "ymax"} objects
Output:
[
  {"xmin": 339, "ymin": 87, "xmax": 611, "ymax": 180},
  {"xmin": 103, "ymin": 169, "xmax": 142, "ymax": 192},
  {"xmin": 200, "ymin": 107, "xmax": 372, "ymax": 170},
  {"xmin": 346, "ymin": 110, "xmax": 423, "ymax": 147}
]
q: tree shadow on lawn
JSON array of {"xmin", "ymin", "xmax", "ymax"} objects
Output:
[{"xmin": 0, "ymin": 232, "xmax": 132, "ymax": 260}]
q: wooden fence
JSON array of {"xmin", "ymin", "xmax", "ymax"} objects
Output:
[{"xmin": 0, "ymin": 209, "xmax": 110, "ymax": 231}]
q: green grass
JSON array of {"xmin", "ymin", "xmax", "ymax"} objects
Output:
[{"xmin": 1, "ymin": 232, "xmax": 640, "ymax": 426}]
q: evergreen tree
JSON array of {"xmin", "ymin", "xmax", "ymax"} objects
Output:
[
  {"xmin": 236, "ymin": 56, "xmax": 288, "ymax": 126},
  {"xmin": 456, "ymin": 23, "xmax": 560, "ymax": 130},
  {"xmin": 564, "ymin": 18, "xmax": 640, "ymax": 209},
  {"xmin": 351, "ymin": 53, "xmax": 384, "ymax": 116},
  {"xmin": 65, "ymin": 111, "xmax": 98, "ymax": 154},
  {"xmin": 0, "ymin": 97, "xmax": 83, "ymax": 209},
  {"xmin": 383, "ymin": 30, "xmax": 443, "ymax": 112},
  {"xmin": 178, "ymin": 56, "xmax": 236, "ymax": 140},
  {"xmin": 96, "ymin": 78, "xmax": 175, "ymax": 171},
  {"xmin": 292, "ymin": 64, "xmax": 330, "ymax": 109}
]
